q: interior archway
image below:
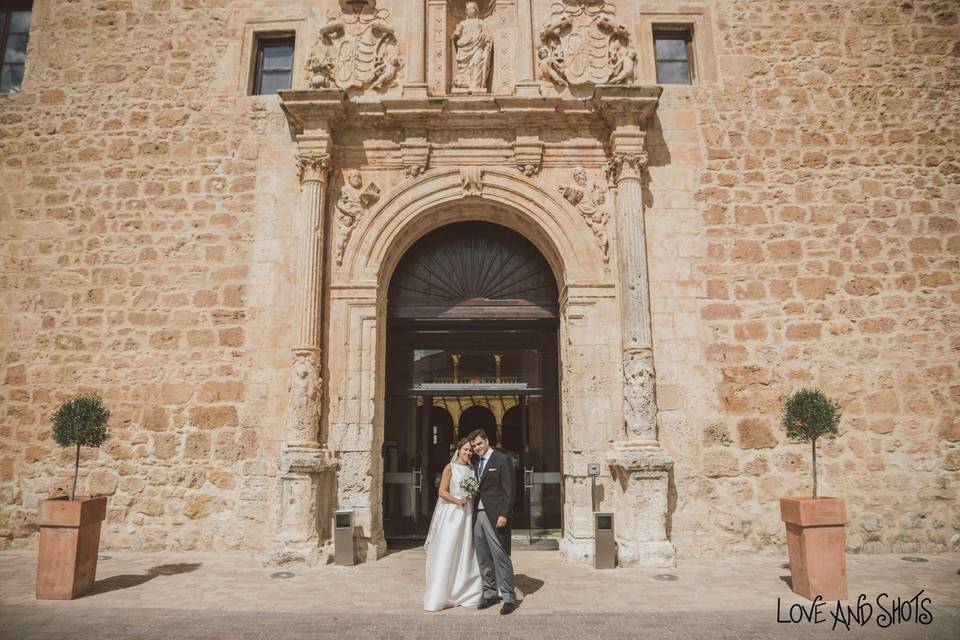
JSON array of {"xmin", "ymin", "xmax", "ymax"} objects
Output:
[{"xmin": 382, "ymin": 221, "xmax": 563, "ymax": 543}]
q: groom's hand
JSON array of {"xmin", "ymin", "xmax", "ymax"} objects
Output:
[{"xmin": 496, "ymin": 516, "xmax": 507, "ymax": 528}]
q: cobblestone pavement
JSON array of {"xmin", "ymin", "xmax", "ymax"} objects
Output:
[{"xmin": 1, "ymin": 548, "xmax": 958, "ymax": 639}]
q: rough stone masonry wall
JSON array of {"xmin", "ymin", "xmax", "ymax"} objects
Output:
[
  {"xmin": 650, "ymin": 0, "xmax": 960, "ymax": 557},
  {"xmin": 0, "ymin": 0, "xmax": 303, "ymax": 551}
]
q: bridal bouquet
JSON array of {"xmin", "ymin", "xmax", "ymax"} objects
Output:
[{"xmin": 460, "ymin": 476, "xmax": 479, "ymax": 499}]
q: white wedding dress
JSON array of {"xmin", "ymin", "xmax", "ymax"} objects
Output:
[{"xmin": 422, "ymin": 463, "xmax": 483, "ymax": 611}]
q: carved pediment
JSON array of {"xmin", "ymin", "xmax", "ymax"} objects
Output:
[
  {"xmin": 306, "ymin": 4, "xmax": 403, "ymax": 92},
  {"xmin": 537, "ymin": 1, "xmax": 639, "ymax": 90}
]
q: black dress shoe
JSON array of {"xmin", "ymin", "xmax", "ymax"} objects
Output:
[
  {"xmin": 500, "ymin": 601, "xmax": 518, "ymax": 615},
  {"xmin": 477, "ymin": 596, "xmax": 501, "ymax": 610}
]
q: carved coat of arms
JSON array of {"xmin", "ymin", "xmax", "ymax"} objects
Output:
[
  {"xmin": 307, "ymin": 6, "xmax": 403, "ymax": 91},
  {"xmin": 538, "ymin": 1, "xmax": 637, "ymax": 88}
]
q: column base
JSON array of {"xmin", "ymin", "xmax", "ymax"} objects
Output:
[
  {"xmin": 607, "ymin": 447, "xmax": 676, "ymax": 569},
  {"xmin": 558, "ymin": 535, "xmax": 595, "ymax": 563},
  {"xmin": 270, "ymin": 447, "xmax": 337, "ymax": 566},
  {"xmin": 514, "ymin": 80, "xmax": 542, "ymax": 97},
  {"xmin": 402, "ymin": 83, "xmax": 429, "ymax": 98},
  {"xmin": 616, "ymin": 540, "xmax": 676, "ymax": 568}
]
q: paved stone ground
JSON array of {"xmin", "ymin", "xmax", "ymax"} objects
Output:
[{"xmin": 1, "ymin": 548, "xmax": 958, "ymax": 639}]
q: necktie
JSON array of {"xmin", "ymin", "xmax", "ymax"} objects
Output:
[{"xmin": 478, "ymin": 456, "xmax": 485, "ymax": 478}]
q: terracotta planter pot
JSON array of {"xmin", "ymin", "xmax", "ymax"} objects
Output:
[
  {"xmin": 779, "ymin": 496, "xmax": 847, "ymax": 600},
  {"xmin": 36, "ymin": 496, "xmax": 108, "ymax": 600}
]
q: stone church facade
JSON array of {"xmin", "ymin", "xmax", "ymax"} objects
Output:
[{"xmin": 1, "ymin": 0, "xmax": 958, "ymax": 565}]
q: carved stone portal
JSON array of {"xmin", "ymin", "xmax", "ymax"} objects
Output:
[
  {"xmin": 537, "ymin": 1, "xmax": 638, "ymax": 89},
  {"xmin": 335, "ymin": 170, "xmax": 381, "ymax": 267},
  {"xmin": 307, "ymin": 6, "xmax": 403, "ymax": 92}
]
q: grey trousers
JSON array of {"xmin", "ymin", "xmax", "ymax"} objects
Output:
[{"xmin": 474, "ymin": 512, "xmax": 516, "ymax": 604}]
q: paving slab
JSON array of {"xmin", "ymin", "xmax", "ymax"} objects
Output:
[{"xmin": 1, "ymin": 549, "xmax": 958, "ymax": 639}]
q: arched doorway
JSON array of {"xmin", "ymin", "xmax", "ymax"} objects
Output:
[{"xmin": 382, "ymin": 221, "xmax": 562, "ymax": 543}]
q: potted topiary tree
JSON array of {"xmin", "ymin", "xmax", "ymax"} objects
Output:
[
  {"xmin": 778, "ymin": 388, "xmax": 846, "ymax": 600},
  {"xmin": 36, "ymin": 394, "xmax": 110, "ymax": 600}
]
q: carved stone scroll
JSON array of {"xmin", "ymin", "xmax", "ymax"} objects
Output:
[
  {"xmin": 514, "ymin": 136, "xmax": 543, "ymax": 176},
  {"xmin": 460, "ymin": 166, "xmax": 484, "ymax": 197},
  {"xmin": 401, "ymin": 137, "xmax": 431, "ymax": 178}
]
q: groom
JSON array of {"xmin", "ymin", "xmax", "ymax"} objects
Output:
[{"xmin": 468, "ymin": 429, "xmax": 517, "ymax": 615}]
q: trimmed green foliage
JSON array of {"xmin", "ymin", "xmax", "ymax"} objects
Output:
[
  {"xmin": 51, "ymin": 394, "xmax": 110, "ymax": 500},
  {"xmin": 781, "ymin": 388, "xmax": 841, "ymax": 499}
]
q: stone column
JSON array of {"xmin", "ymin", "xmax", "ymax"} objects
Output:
[
  {"xmin": 605, "ymin": 120, "xmax": 675, "ymax": 568},
  {"xmin": 608, "ymin": 152, "xmax": 657, "ymax": 448},
  {"xmin": 515, "ymin": 0, "xmax": 540, "ymax": 95},
  {"xmin": 403, "ymin": 0, "xmax": 428, "ymax": 97},
  {"xmin": 273, "ymin": 153, "xmax": 336, "ymax": 565}
]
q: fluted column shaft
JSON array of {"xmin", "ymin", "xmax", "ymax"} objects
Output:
[
  {"xmin": 609, "ymin": 153, "xmax": 658, "ymax": 446},
  {"xmin": 516, "ymin": 0, "xmax": 535, "ymax": 83},
  {"xmin": 285, "ymin": 154, "xmax": 330, "ymax": 449},
  {"xmin": 408, "ymin": 0, "xmax": 426, "ymax": 84}
]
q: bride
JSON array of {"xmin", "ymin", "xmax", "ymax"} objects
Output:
[{"xmin": 422, "ymin": 438, "xmax": 482, "ymax": 611}]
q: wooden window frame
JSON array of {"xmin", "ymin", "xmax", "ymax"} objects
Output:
[
  {"xmin": 653, "ymin": 25, "xmax": 695, "ymax": 85},
  {"xmin": 251, "ymin": 33, "xmax": 295, "ymax": 96},
  {"xmin": 0, "ymin": 0, "xmax": 33, "ymax": 94}
]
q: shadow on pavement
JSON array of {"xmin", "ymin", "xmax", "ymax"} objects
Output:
[
  {"xmin": 515, "ymin": 574, "xmax": 544, "ymax": 596},
  {"xmin": 779, "ymin": 575, "xmax": 793, "ymax": 589},
  {"xmin": 87, "ymin": 562, "xmax": 202, "ymax": 596}
]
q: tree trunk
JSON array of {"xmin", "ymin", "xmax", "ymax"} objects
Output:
[
  {"xmin": 811, "ymin": 438, "xmax": 818, "ymax": 499},
  {"xmin": 71, "ymin": 444, "xmax": 80, "ymax": 501}
]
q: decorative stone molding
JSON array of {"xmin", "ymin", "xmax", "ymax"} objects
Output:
[
  {"xmin": 558, "ymin": 167, "xmax": 609, "ymax": 263},
  {"xmin": 296, "ymin": 154, "xmax": 331, "ymax": 185},
  {"xmin": 605, "ymin": 152, "xmax": 647, "ymax": 185},
  {"xmin": 513, "ymin": 136, "xmax": 543, "ymax": 176},
  {"xmin": 306, "ymin": 5, "xmax": 403, "ymax": 92},
  {"xmin": 284, "ymin": 348, "xmax": 323, "ymax": 447},
  {"xmin": 335, "ymin": 170, "xmax": 381, "ymax": 267},
  {"xmin": 460, "ymin": 166, "xmax": 484, "ymax": 197},
  {"xmin": 537, "ymin": 1, "xmax": 639, "ymax": 90},
  {"xmin": 622, "ymin": 347, "xmax": 657, "ymax": 443},
  {"xmin": 401, "ymin": 137, "xmax": 431, "ymax": 178},
  {"xmin": 280, "ymin": 445, "xmax": 337, "ymax": 475}
]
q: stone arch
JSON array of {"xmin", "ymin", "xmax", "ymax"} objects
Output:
[{"xmin": 337, "ymin": 169, "xmax": 607, "ymax": 290}]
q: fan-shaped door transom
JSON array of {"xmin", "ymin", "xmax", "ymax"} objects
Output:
[{"xmin": 387, "ymin": 221, "xmax": 559, "ymax": 320}]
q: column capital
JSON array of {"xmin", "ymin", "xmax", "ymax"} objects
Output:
[
  {"xmin": 296, "ymin": 154, "xmax": 331, "ymax": 185},
  {"xmin": 605, "ymin": 152, "xmax": 648, "ymax": 184}
]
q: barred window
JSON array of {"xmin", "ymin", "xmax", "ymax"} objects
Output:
[{"xmin": 1, "ymin": 1, "xmax": 32, "ymax": 93}]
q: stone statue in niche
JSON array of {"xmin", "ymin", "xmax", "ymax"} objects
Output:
[
  {"xmin": 334, "ymin": 170, "xmax": 381, "ymax": 267},
  {"xmin": 537, "ymin": 1, "xmax": 637, "ymax": 89},
  {"xmin": 452, "ymin": 1, "xmax": 493, "ymax": 92},
  {"xmin": 559, "ymin": 167, "xmax": 610, "ymax": 263},
  {"xmin": 306, "ymin": 5, "xmax": 403, "ymax": 92}
]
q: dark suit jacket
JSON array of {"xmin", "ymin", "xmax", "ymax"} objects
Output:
[{"xmin": 472, "ymin": 448, "xmax": 514, "ymax": 555}]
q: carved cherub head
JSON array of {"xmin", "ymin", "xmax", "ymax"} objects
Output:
[
  {"xmin": 344, "ymin": 169, "xmax": 363, "ymax": 189},
  {"xmin": 573, "ymin": 167, "xmax": 588, "ymax": 187}
]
